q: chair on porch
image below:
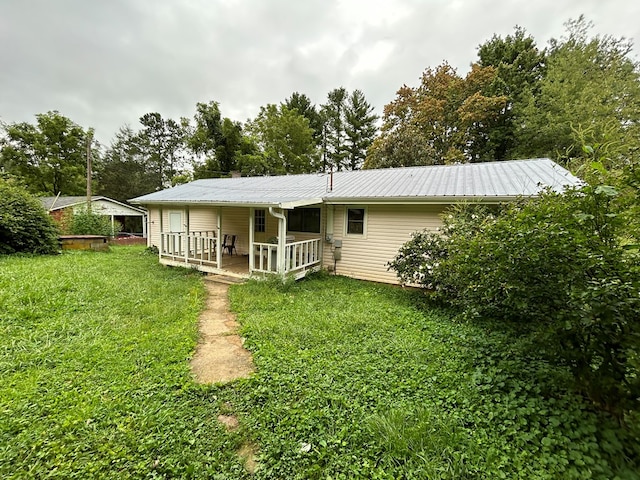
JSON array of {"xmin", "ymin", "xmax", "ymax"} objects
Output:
[{"xmin": 222, "ymin": 234, "xmax": 237, "ymax": 256}]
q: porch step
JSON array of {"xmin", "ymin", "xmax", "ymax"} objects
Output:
[{"xmin": 204, "ymin": 274, "xmax": 246, "ymax": 285}]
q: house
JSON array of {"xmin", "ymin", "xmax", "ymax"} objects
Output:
[
  {"xmin": 40, "ymin": 196, "xmax": 148, "ymax": 238},
  {"xmin": 129, "ymin": 158, "xmax": 582, "ymax": 284}
]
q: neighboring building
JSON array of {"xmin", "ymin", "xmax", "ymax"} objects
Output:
[
  {"xmin": 130, "ymin": 158, "xmax": 582, "ymax": 284},
  {"xmin": 41, "ymin": 196, "xmax": 148, "ymax": 237}
]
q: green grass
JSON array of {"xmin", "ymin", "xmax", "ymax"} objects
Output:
[
  {"xmin": 0, "ymin": 247, "xmax": 246, "ymax": 478},
  {"xmin": 228, "ymin": 274, "xmax": 640, "ymax": 479},
  {"xmin": 1, "ymin": 249, "xmax": 638, "ymax": 479}
]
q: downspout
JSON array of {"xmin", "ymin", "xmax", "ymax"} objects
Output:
[{"xmin": 269, "ymin": 206, "xmax": 287, "ymax": 275}]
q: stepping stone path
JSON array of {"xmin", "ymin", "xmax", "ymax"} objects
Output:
[{"xmin": 190, "ymin": 277, "xmax": 255, "ymax": 383}]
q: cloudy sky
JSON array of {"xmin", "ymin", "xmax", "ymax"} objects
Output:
[{"xmin": 1, "ymin": 0, "xmax": 638, "ymax": 145}]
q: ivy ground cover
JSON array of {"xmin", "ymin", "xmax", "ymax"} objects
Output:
[{"xmin": 1, "ymin": 248, "xmax": 637, "ymax": 478}]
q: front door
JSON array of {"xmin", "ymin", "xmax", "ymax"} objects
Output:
[{"xmin": 169, "ymin": 211, "xmax": 183, "ymax": 232}]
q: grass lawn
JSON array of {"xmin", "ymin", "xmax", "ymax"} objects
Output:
[{"xmin": 1, "ymin": 247, "xmax": 638, "ymax": 479}]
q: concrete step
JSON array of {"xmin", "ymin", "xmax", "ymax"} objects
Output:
[{"xmin": 204, "ymin": 274, "xmax": 246, "ymax": 285}]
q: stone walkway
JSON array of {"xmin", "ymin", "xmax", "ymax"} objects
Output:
[{"xmin": 190, "ymin": 277, "xmax": 255, "ymax": 383}]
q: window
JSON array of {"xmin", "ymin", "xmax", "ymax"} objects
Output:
[
  {"xmin": 288, "ymin": 208, "xmax": 321, "ymax": 233},
  {"xmin": 346, "ymin": 208, "xmax": 365, "ymax": 235},
  {"xmin": 254, "ymin": 209, "xmax": 265, "ymax": 233}
]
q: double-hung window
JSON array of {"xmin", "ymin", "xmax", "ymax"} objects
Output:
[
  {"xmin": 254, "ymin": 209, "xmax": 266, "ymax": 233},
  {"xmin": 346, "ymin": 207, "xmax": 366, "ymax": 235}
]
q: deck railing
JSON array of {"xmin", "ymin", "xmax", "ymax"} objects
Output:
[
  {"xmin": 159, "ymin": 233, "xmax": 321, "ymax": 276},
  {"xmin": 253, "ymin": 238, "xmax": 321, "ymax": 274},
  {"xmin": 160, "ymin": 232, "xmax": 218, "ymax": 267}
]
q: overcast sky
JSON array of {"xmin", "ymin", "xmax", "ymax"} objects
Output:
[{"xmin": 1, "ymin": 0, "xmax": 638, "ymax": 145}]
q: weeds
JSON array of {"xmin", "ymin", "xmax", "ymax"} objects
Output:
[{"xmin": 1, "ymin": 249, "xmax": 637, "ymax": 478}]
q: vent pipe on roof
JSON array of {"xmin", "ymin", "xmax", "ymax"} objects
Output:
[{"xmin": 329, "ymin": 170, "xmax": 333, "ymax": 192}]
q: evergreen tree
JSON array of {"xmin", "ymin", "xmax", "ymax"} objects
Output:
[
  {"xmin": 344, "ymin": 89, "xmax": 378, "ymax": 170},
  {"xmin": 321, "ymin": 87, "xmax": 348, "ymax": 171}
]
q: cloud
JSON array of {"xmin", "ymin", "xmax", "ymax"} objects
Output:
[{"xmin": 0, "ymin": 0, "xmax": 638, "ymax": 145}]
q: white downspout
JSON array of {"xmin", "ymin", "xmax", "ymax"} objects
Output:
[
  {"xmin": 249, "ymin": 207, "xmax": 255, "ymax": 274},
  {"xmin": 269, "ymin": 206, "xmax": 287, "ymax": 275}
]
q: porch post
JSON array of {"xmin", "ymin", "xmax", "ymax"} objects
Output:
[
  {"xmin": 159, "ymin": 208, "xmax": 164, "ymax": 255},
  {"xmin": 142, "ymin": 214, "xmax": 147, "ymax": 239},
  {"xmin": 277, "ymin": 212, "xmax": 286, "ymax": 274},
  {"xmin": 216, "ymin": 207, "xmax": 222, "ymax": 269},
  {"xmin": 249, "ymin": 207, "xmax": 255, "ymax": 273}
]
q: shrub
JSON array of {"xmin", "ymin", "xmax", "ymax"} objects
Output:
[
  {"xmin": 62, "ymin": 207, "xmax": 121, "ymax": 236},
  {"xmin": 0, "ymin": 179, "xmax": 59, "ymax": 254},
  {"xmin": 389, "ymin": 187, "xmax": 640, "ymax": 415}
]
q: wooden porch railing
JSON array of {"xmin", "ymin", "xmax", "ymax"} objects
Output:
[
  {"xmin": 160, "ymin": 232, "xmax": 218, "ymax": 267},
  {"xmin": 253, "ymin": 238, "xmax": 322, "ymax": 274}
]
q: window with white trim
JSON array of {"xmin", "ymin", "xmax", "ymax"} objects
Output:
[{"xmin": 346, "ymin": 207, "xmax": 366, "ymax": 235}]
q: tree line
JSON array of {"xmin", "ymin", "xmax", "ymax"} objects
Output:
[
  {"xmin": 0, "ymin": 88, "xmax": 377, "ymax": 202},
  {"xmin": 1, "ymin": 16, "xmax": 639, "ymax": 203}
]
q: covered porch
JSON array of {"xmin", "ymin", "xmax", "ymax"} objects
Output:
[{"xmin": 155, "ymin": 205, "xmax": 324, "ymax": 279}]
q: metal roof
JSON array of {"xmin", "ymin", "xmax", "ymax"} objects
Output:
[
  {"xmin": 40, "ymin": 196, "xmax": 147, "ymax": 214},
  {"xmin": 130, "ymin": 158, "xmax": 582, "ymax": 207}
]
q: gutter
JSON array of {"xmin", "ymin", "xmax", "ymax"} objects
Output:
[
  {"xmin": 129, "ymin": 199, "xmax": 323, "ymax": 209},
  {"xmin": 321, "ymin": 195, "xmax": 535, "ymax": 205}
]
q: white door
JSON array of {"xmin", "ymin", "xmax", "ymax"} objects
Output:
[{"xmin": 169, "ymin": 212, "xmax": 183, "ymax": 232}]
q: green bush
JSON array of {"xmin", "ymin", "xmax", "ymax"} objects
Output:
[
  {"xmin": 0, "ymin": 179, "xmax": 59, "ymax": 254},
  {"xmin": 63, "ymin": 207, "xmax": 121, "ymax": 236},
  {"xmin": 390, "ymin": 187, "xmax": 640, "ymax": 415}
]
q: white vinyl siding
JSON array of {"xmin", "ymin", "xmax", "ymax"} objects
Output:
[
  {"xmin": 324, "ymin": 204, "xmax": 446, "ymax": 284},
  {"xmin": 148, "ymin": 208, "xmax": 161, "ymax": 247},
  {"xmin": 188, "ymin": 207, "xmax": 216, "ymax": 234}
]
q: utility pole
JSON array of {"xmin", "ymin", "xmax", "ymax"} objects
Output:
[{"xmin": 86, "ymin": 131, "xmax": 92, "ymax": 213}]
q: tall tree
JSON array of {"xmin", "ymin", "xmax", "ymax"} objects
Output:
[
  {"xmin": 0, "ymin": 111, "xmax": 93, "ymax": 195},
  {"xmin": 283, "ymin": 92, "xmax": 324, "ymax": 145},
  {"xmin": 364, "ymin": 64, "xmax": 507, "ymax": 168},
  {"xmin": 96, "ymin": 126, "xmax": 158, "ymax": 201},
  {"xmin": 137, "ymin": 112, "xmax": 186, "ymax": 188},
  {"xmin": 188, "ymin": 101, "xmax": 249, "ymax": 178},
  {"xmin": 241, "ymin": 104, "xmax": 319, "ymax": 175},
  {"xmin": 515, "ymin": 17, "xmax": 640, "ymax": 165},
  {"xmin": 477, "ymin": 26, "xmax": 546, "ymax": 159},
  {"xmin": 322, "ymin": 87, "xmax": 348, "ymax": 171},
  {"xmin": 343, "ymin": 89, "xmax": 378, "ymax": 170}
]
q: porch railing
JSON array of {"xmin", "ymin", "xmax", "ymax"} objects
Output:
[
  {"xmin": 253, "ymin": 238, "xmax": 322, "ymax": 274},
  {"xmin": 160, "ymin": 232, "xmax": 218, "ymax": 267}
]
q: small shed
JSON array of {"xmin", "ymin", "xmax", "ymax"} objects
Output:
[{"xmin": 40, "ymin": 196, "xmax": 148, "ymax": 237}]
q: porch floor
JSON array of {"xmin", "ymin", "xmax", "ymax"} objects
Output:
[{"xmin": 219, "ymin": 254, "xmax": 250, "ymax": 276}]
